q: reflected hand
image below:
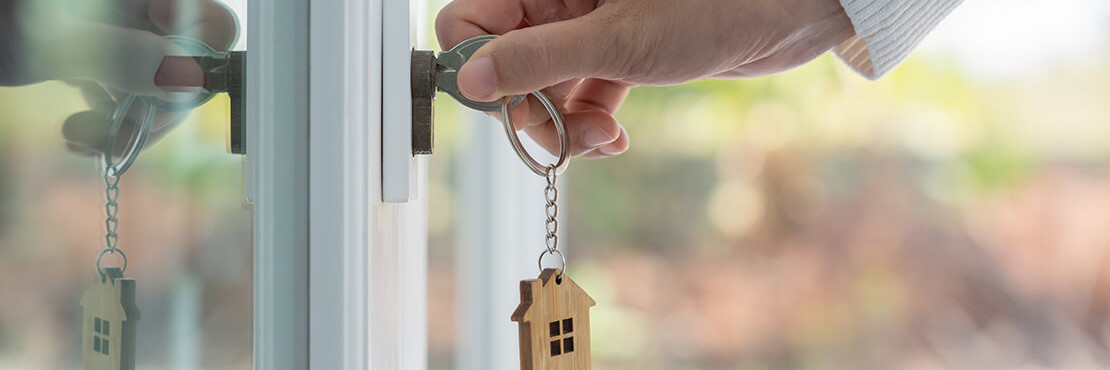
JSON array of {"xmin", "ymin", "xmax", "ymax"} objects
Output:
[
  {"xmin": 0, "ymin": 0, "xmax": 239, "ymax": 156},
  {"xmin": 436, "ymin": 0, "xmax": 853, "ymax": 158}
]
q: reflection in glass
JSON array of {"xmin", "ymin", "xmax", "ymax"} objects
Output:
[{"xmin": 0, "ymin": 0, "xmax": 250, "ymax": 368}]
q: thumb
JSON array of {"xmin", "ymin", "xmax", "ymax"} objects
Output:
[{"xmin": 457, "ymin": 12, "xmax": 624, "ymax": 101}]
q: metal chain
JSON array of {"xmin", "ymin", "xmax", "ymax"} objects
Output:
[
  {"xmin": 544, "ymin": 166, "xmax": 559, "ymax": 253},
  {"xmin": 103, "ymin": 172, "xmax": 121, "ymax": 252},
  {"xmin": 538, "ymin": 165, "xmax": 566, "ymax": 279},
  {"xmin": 96, "ymin": 169, "xmax": 128, "ymax": 276}
]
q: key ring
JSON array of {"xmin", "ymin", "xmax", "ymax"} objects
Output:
[
  {"xmin": 96, "ymin": 248, "xmax": 128, "ymax": 277},
  {"xmin": 538, "ymin": 249, "xmax": 566, "ymax": 277},
  {"xmin": 498, "ymin": 91, "xmax": 570, "ymax": 177},
  {"xmin": 100, "ymin": 94, "xmax": 154, "ymax": 178}
]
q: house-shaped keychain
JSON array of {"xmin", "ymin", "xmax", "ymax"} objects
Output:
[
  {"xmin": 80, "ymin": 267, "xmax": 140, "ymax": 370},
  {"xmin": 512, "ymin": 269, "xmax": 596, "ymax": 369}
]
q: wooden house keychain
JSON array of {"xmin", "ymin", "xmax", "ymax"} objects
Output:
[
  {"xmin": 78, "ymin": 36, "xmax": 227, "ymax": 370},
  {"xmin": 492, "ymin": 76, "xmax": 597, "ymax": 369},
  {"xmin": 80, "ymin": 93, "xmax": 149, "ymax": 370},
  {"xmin": 435, "ymin": 35, "xmax": 598, "ymax": 369}
]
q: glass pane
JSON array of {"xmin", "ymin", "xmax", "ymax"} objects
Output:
[
  {"xmin": 0, "ymin": 0, "xmax": 250, "ymax": 368},
  {"xmin": 427, "ymin": 1, "xmax": 1110, "ymax": 369}
]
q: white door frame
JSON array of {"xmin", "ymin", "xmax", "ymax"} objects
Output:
[
  {"xmin": 248, "ymin": 0, "xmax": 309, "ymax": 368},
  {"xmin": 249, "ymin": 0, "xmax": 428, "ymax": 368}
]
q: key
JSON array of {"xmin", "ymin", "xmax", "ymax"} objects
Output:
[
  {"xmin": 411, "ymin": 35, "xmax": 526, "ymax": 154},
  {"xmin": 434, "ymin": 35, "xmax": 525, "ymax": 112}
]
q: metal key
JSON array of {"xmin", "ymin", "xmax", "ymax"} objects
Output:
[
  {"xmin": 411, "ymin": 35, "xmax": 525, "ymax": 154},
  {"xmin": 435, "ymin": 35, "xmax": 525, "ymax": 111}
]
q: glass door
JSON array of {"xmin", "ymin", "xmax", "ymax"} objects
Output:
[
  {"xmin": 0, "ymin": 0, "xmax": 251, "ymax": 368},
  {"xmin": 1, "ymin": 0, "xmax": 431, "ymax": 368}
]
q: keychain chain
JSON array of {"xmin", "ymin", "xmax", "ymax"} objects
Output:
[
  {"xmin": 544, "ymin": 166, "xmax": 559, "ymax": 254},
  {"xmin": 103, "ymin": 171, "xmax": 122, "ymax": 253},
  {"xmin": 494, "ymin": 90, "xmax": 571, "ymax": 278},
  {"xmin": 94, "ymin": 93, "xmax": 156, "ymax": 276},
  {"xmin": 96, "ymin": 164, "xmax": 129, "ymax": 276},
  {"xmin": 539, "ymin": 165, "xmax": 567, "ymax": 279}
]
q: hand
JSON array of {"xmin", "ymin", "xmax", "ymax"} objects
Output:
[
  {"xmin": 436, "ymin": 0, "xmax": 854, "ymax": 158},
  {"xmin": 0, "ymin": 0, "xmax": 239, "ymax": 156}
]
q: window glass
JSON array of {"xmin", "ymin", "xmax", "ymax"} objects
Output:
[{"xmin": 0, "ymin": 0, "xmax": 250, "ymax": 368}]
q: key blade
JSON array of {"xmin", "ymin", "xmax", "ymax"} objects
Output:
[{"xmin": 434, "ymin": 35, "xmax": 525, "ymax": 112}]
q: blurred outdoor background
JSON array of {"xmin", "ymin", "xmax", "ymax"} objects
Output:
[
  {"xmin": 424, "ymin": 0, "xmax": 1110, "ymax": 369},
  {"xmin": 0, "ymin": 0, "xmax": 251, "ymax": 368}
]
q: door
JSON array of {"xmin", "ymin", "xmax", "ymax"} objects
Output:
[
  {"xmin": 0, "ymin": 0, "xmax": 428, "ymax": 368},
  {"xmin": 0, "ymin": 0, "xmax": 253, "ymax": 368}
]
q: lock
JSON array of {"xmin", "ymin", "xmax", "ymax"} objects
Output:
[
  {"xmin": 411, "ymin": 50, "xmax": 436, "ymax": 155},
  {"xmin": 410, "ymin": 35, "xmax": 524, "ymax": 156},
  {"xmin": 161, "ymin": 50, "xmax": 248, "ymax": 155},
  {"xmin": 198, "ymin": 51, "xmax": 248, "ymax": 155}
]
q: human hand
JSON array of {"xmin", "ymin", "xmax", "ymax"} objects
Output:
[
  {"xmin": 0, "ymin": 0, "xmax": 239, "ymax": 156},
  {"xmin": 436, "ymin": 0, "xmax": 854, "ymax": 158}
]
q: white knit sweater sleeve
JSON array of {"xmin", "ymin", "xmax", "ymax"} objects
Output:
[{"xmin": 834, "ymin": 0, "xmax": 964, "ymax": 79}]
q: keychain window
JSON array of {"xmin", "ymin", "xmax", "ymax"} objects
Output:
[
  {"xmin": 548, "ymin": 317, "xmax": 575, "ymax": 356},
  {"xmin": 93, "ymin": 317, "xmax": 110, "ymax": 355}
]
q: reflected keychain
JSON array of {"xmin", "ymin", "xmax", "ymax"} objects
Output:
[
  {"xmin": 79, "ymin": 36, "xmax": 224, "ymax": 370},
  {"xmin": 439, "ymin": 35, "xmax": 597, "ymax": 369},
  {"xmin": 79, "ymin": 93, "xmax": 146, "ymax": 370}
]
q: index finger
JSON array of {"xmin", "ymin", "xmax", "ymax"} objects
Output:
[{"xmin": 435, "ymin": 0, "xmax": 526, "ymax": 49}]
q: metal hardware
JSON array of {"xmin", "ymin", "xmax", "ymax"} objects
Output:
[
  {"xmin": 226, "ymin": 51, "xmax": 247, "ymax": 155},
  {"xmin": 411, "ymin": 50, "xmax": 436, "ymax": 155},
  {"xmin": 196, "ymin": 51, "xmax": 248, "ymax": 155},
  {"xmin": 410, "ymin": 35, "xmax": 524, "ymax": 156},
  {"xmin": 498, "ymin": 92, "xmax": 570, "ymax": 177},
  {"xmin": 156, "ymin": 42, "xmax": 247, "ymax": 155},
  {"xmin": 434, "ymin": 35, "xmax": 523, "ymax": 112}
]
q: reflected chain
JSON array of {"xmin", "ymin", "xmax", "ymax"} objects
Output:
[
  {"xmin": 103, "ymin": 172, "xmax": 121, "ymax": 252},
  {"xmin": 96, "ymin": 169, "xmax": 127, "ymax": 275}
]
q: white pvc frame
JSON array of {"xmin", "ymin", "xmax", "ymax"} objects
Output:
[
  {"xmin": 250, "ymin": 0, "xmax": 428, "ymax": 368},
  {"xmin": 248, "ymin": 0, "xmax": 309, "ymax": 368}
]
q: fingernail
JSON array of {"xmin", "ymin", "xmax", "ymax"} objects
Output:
[
  {"xmin": 582, "ymin": 126, "xmax": 617, "ymax": 148},
  {"xmin": 597, "ymin": 143, "xmax": 625, "ymax": 156},
  {"xmin": 458, "ymin": 56, "xmax": 497, "ymax": 101}
]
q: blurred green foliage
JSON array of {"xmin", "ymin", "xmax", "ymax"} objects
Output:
[{"xmin": 427, "ymin": 37, "xmax": 1110, "ymax": 368}]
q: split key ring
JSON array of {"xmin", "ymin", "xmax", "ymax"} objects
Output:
[{"xmin": 499, "ymin": 91, "xmax": 570, "ymax": 177}]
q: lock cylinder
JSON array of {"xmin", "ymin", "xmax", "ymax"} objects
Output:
[{"xmin": 411, "ymin": 50, "xmax": 437, "ymax": 155}]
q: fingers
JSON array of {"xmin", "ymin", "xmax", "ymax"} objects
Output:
[
  {"xmin": 62, "ymin": 107, "xmax": 185, "ymax": 157},
  {"xmin": 565, "ymin": 78, "xmax": 631, "ymax": 114},
  {"xmin": 581, "ymin": 126, "xmax": 629, "ymax": 158},
  {"xmin": 498, "ymin": 79, "xmax": 579, "ymax": 130},
  {"xmin": 456, "ymin": 8, "xmax": 626, "ymax": 101},
  {"xmin": 63, "ymin": 111, "xmax": 112, "ymax": 157},
  {"xmin": 146, "ymin": 0, "xmax": 241, "ymax": 50},
  {"xmin": 435, "ymin": 0, "xmax": 526, "ymax": 49},
  {"xmin": 494, "ymin": 77, "xmax": 632, "ymax": 157},
  {"xmin": 521, "ymin": 110, "xmax": 624, "ymax": 157}
]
